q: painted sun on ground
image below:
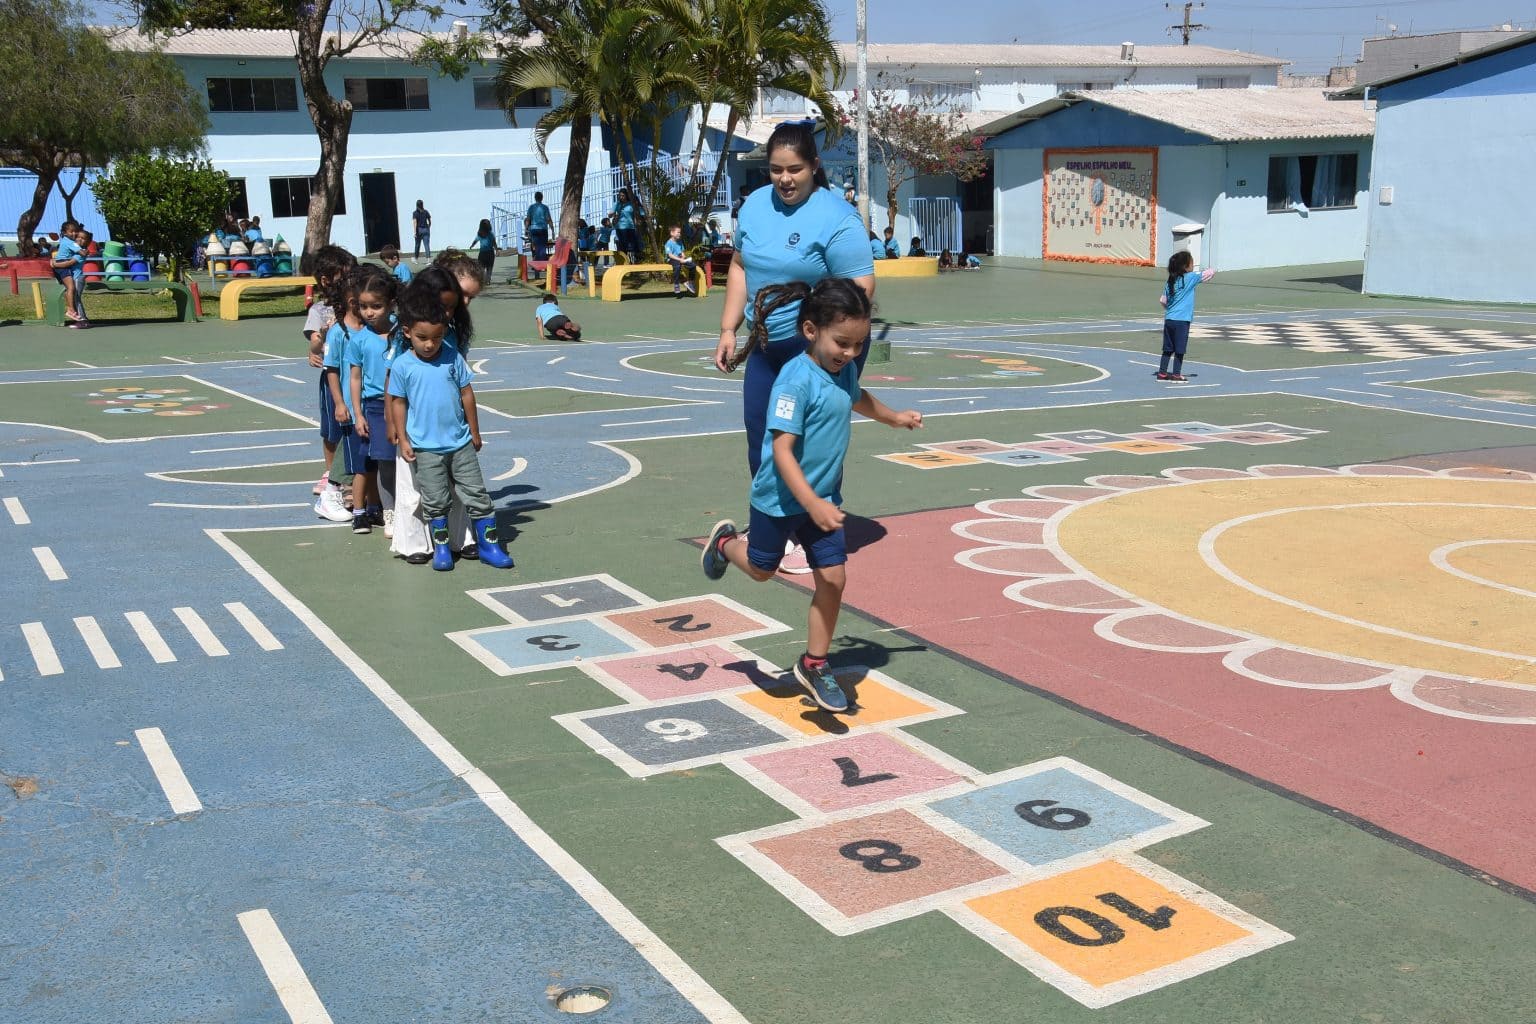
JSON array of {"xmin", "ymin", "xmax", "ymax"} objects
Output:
[{"xmin": 953, "ymin": 462, "xmax": 1536, "ymax": 725}]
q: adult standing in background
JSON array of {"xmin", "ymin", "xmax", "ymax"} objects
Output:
[
  {"xmin": 612, "ymin": 187, "xmax": 644, "ymax": 263},
  {"xmin": 525, "ymin": 192, "xmax": 552, "ymax": 262},
  {"xmin": 411, "ymin": 200, "xmax": 432, "ymax": 261}
]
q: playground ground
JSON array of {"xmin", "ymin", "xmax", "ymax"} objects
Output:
[{"xmin": 3, "ymin": 258, "xmax": 1535, "ymax": 1023}]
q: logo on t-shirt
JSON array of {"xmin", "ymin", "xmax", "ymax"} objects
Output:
[
  {"xmin": 785, "ymin": 231, "xmax": 801, "ymax": 250},
  {"xmin": 774, "ymin": 393, "xmax": 797, "ymax": 419}
]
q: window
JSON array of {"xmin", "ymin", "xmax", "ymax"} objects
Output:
[
  {"xmin": 483, "ymin": 168, "xmax": 501, "ymax": 188},
  {"xmin": 472, "ymin": 78, "xmax": 552, "ymax": 110},
  {"xmin": 521, "ymin": 168, "xmax": 539, "ymax": 186},
  {"xmin": 226, "ymin": 178, "xmax": 249, "ymax": 220},
  {"xmin": 912, "ymin": 82, "xmax": 974, "ymax": 113},
  {"xmin": 1266, "ymin": 153, "xmax": 1358, "ymax": 213},
  {"xmin": 1056, "ymin": 81, "xmax": 1115, "ymax": 94},
  {"xmin": 759, "ymin": 88, "xmax": 807, "ymax": 114},
  {"xmin": 1197, "ymin": 75, "xmax": 1250, "ymax": 89},
  {"xmin": 269, "ymin": 176, "xmax": 346, "ymax": 218},
  {"xmin": 206, "ymin": 77, "xmax": 299, "ymax": 112},
  {"xmin": 344, "ymin": 77, "xmax": 429, "ymax": 111}
]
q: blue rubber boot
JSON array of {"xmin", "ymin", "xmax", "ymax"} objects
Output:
[
  {"xmin": 429, "ymin": 516, "xmax": 455, "ymax": 571},
  {"xmin": 473, "ymin": 516, "xmax": 514, "ymax": 568}
]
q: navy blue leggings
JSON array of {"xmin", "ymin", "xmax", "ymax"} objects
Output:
[
  {"xmin": 1159, "ymin": 319, "xmax": 1192, "ymax": 374},
  {"xmin": 742, "ymin": 334, "xmax": 871, "ymax": 476}
]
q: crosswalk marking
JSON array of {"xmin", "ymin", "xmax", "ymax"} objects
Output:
[
  {"xmin": 74, "ymin": 616, "xmax": 122, "ymax": 670},
  {"xmin": 32, "ymin": 546, "xmax": 66, "ymax": 581},
  {"xmin": 225, "ymin": 602, "xmax": 283, "ymax": 651},
  {"xmin": 21, "ymin": 622, "xmax": 62, "ymax": 676},
  {"xmin": 174, "ymin": 606, "xmax": 229, "ymax": 657},
  {"xmin": 3, "ymin": 496, "xmax": 28, "ymax": 525},
  {"xmin": 134, "ymin": 727, "xmax": 203, "ymax": 815},
  {"xmin": 125, "ymin": 611, "xmax": 177, "ymax": 664}
]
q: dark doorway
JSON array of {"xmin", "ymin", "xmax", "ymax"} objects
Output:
[
  {"xmin": 960, "ymin": 155, "xmax": 994, "ymax": 255},
  {"xmin": 359, "ymin": 172, "xmax": 399, "ymax": 255}
]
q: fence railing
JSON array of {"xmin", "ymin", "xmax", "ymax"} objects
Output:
[{"xmin": 907, "ymin": 196, "xmax": 962, "ymax": 255}]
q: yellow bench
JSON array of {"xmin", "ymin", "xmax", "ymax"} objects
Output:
[
  {"xmin": 600, "ymin": 262, "xmax": 708, "ymax": 301},
  {"xmin": 873, "ymin": 256, "xmax": 939, "ymax": 278},
  {"xmin": 218, "ymin": 275, "xmax": 316, "ymax": 321}
]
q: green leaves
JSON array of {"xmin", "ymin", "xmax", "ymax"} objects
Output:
[{"xmin": 92, "ymin": 156, "xmax": 235, "ymax": 282}]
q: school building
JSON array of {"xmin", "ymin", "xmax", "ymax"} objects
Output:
[
  {"xmin": 977, "ymin": 88, "xmax": 1375, "ymax": 271},
  {"xmin": 1353, "ymin": 31, "xmax": 1536, "ymax": 304}
]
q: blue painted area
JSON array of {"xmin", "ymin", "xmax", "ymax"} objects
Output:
[
  {"xmin": 0, "ymin": 168, "xmax": 108, "ymax": 243},
  {"xmin": 986, "ymin": 102, "xmax": 1210, "ymax": 150},
  {"xmin": 930, "ymin": 768, "xmax": 1178, "ymax": 867},
  {"xmin": 465, "ymin": 619, "xmax": 640, "ymax": 672},
  {"xmin": 1374, "ymin": 37, "xmax": 1536, "ymax": 103}
]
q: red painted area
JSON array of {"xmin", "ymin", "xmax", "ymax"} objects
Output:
[{"xmin": 823, "ymin": 506, "xmax": 1536, "ymax": 892}]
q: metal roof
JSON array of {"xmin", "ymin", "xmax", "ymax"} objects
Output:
[
  {"xmin": 978, "ymin": 88, "xmax": 1374, "ymax": 142},
  {"xmin": 833, "ymin": 42, "xmax": 1286, "ymax": 69},
  {"xmin": 1336, "ymin": 29, "xmax": 1536, "ymax": 96},
  {"xmin": 100, "ymin": 26, "xmax": 524, "ymax": 60}
]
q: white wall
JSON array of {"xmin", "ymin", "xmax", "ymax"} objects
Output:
[{"xmin": 993, "ymin": 147, "xmax": 1044, "ymax": 258}]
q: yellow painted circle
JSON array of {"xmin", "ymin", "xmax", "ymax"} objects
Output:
[
  {"xmin": 1053, "ymin": 476, "xmax": 1536, "ymax": 686},
  {"xmin": 99, "ymin": 386, "xmax": 144, "ymax": 393},
  {"xmin": 134, "ymin": 401, "xmax": 183, "ymax": 409},
  {"xmin": 153, "ymin": 409, "xmax": 205, "ymax": 417}
]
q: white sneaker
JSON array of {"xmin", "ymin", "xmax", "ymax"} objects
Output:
[
  {"xmin": 383, "ymin": 509, "xmax": 395, "ymax": 538},
  {"xmin": 314, "ymin": 486, "xmax": 351, "ymax": 523},
  {"xmin": 780, "ymin": 537, "xmax": 812, "ymax": 575}
]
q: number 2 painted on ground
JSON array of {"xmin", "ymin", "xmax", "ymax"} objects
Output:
[
  {"xmin": 1033, "ymin": 891, "xmax": 1176, "ymax": 947},
  {"xmin": 655, "ymin": 613, "xmax": 710, "ymax": 633}
]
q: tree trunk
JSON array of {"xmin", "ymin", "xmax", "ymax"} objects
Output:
[
  {"xmin": 558, "ymin": 113, "xmax": 593, "ymax": 241},
  {"xmin": 15, "ymin": 154, "xmax": 65, "ymax": 258},
  {"xmin": 700, "ymin": 109, "xmax": 739, "ymax": 224},
  {"xmin": 295, "ymin": 3, "xmax": 352, "ymax": 258},
  {"xmin": 56, "ymin": 162, "xmax": 86, "ymax": 224}
]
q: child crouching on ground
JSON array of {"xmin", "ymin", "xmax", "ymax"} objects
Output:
[
  {"xmin": 534, "ymin": 292, "xmax": 582, "ymax": 340},
  {"xmin": 386, "ymin": 281, "xmax": 514, "ymax": 571},
  {"xmin": 702, "ymin": 278, "xmax": 922, "ymax": 713}
]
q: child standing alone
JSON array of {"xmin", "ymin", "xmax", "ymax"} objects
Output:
[
  {"xmin": 1156, "ymin": 250, "xmax": 1216, "ymax": 382},
  {"xmin": 701, "ymin": 278, "xmax": 922, "ymax": 713},
  {"xmin": 387, "ymin": 281, "xmax": 514, "ymax": 571}
]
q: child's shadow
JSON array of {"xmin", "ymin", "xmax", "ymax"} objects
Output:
[
  {"xmin": 744, "ymin": 637, "xmax": 928, "ymax": 736},
  {"xmin": 843, "ymin": 513, "xmax": 887, "ymax": 556}
]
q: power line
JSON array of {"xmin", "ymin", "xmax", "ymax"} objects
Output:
[{"xmin": 1167, "ymin": 1, "xmax": 1208, "ymax": 44}]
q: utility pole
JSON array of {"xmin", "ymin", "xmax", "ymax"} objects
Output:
[
  {"xmin": 856, "ymin": 0, "xmax": 870, "ymax": 231},
  {"xmin": 1165, "ymin": 1, "xmax": 1207, "ymax": 45}
]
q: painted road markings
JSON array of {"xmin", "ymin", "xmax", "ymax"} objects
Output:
[
  {"xmin": 174, "ymin": 606, "xmax": 229, "ymax": 657},
  {"xmin": 21, "ymin": 622, "xmax": 62, "ymax": 676},
  {"xmin": 74, "ymin": 615, "xmax": 122, "ymax": 670},
  {"xmin": 225, "ymin": 601, "xmax": 284, "ymax": 651},
  {"xmin": 125, "ymin": 610, "xmax": 177, "ymax": 664},
  {"xmin": 133, "ymin": 726, "xmax": 203, "ymax": 814},
  {"xmin": 237, "ymin": 909, "xmax": 336, "ymax": 1024},
  {"xmin": 3, "ymin": 496, "xmax": 28, "ymax": 525},
  {"xmin": 32, "ymin": 546, "xmax": 66, "ymax": 581}
]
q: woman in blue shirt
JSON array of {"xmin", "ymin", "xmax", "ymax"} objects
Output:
[
  {"xmin": 714, "ymin": 122, "xmax": 876, "ymax": 477},
  {"xmin": 469, "ymin": 218, "xmax": 496, "ymax": 277},
  {"xmin": 612, "ymin": 188, "xmax": 644, "ymax": 263}
]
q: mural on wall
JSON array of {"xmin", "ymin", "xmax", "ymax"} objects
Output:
[{"xmin": 1043, "ymin": 148, "xmax": 1157, "ymax": 265}]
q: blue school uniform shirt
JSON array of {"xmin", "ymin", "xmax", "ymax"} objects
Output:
[
  {"xmin": 614, "ymin": 202, "xmax": 640, "ymax": 230},
  {"xmin": 342, "ymin": 323, "xmax": 394, "ymax": 402},
  {"xmin": 386, "ymin": 348, "xmax": 473, "ymax": 453},
  {"xmin": 664, "ymin": 238, "xmax": 685, "ymax": 261},
  {"xmin": 391, "ymin": 261, "xmax": 413, "ymax": 285},
  {"xmin": 534, "ymin": 301, "xmax": 562, "ymax": 326},
  {"xmin": 54, "ymin": 236, "xmax": 83, "ymax": 281},
  {"xmin": 885, "ymin": 239, "xmax": 900, "ymax": 259},
  {"xmin": 527, "ymin": 202, "xmax": 551, "ymax": 230},
  {"xmin": 736, "ymin": 187, "xmax": 873, "ymax": 343},
  {"xmin": 1164, "ymin": 271, "xmax": 1205, "ymax": 322},
  {"xmin": 473, "ymin": 232, "xmax": 495, "ymax": 255},
  {"xmin": 749, "ymin": 352, "xmax": 860, "ymax": 517},
  {"xmin": 869, "ymin": 237, "xmax": 886, "ymax": 260}
]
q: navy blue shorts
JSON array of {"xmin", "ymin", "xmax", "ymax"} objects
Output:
[
  {"xmin": 317, "ymin": 372, "xmax": 345, "ymax": 443},
  {"xmin": 745, "ymin": 505, "xmax": 846, "ymax": 572},
  {"xmin": 361, "ymin": 397, "xmax": 395, "ymax": 461}
]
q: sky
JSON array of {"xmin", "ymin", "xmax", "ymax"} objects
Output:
[{"xmin": 87, "ymin": 0, "xmax": 1534, "ymax": 73}]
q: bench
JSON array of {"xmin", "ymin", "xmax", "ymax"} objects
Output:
[
  {"xmin": 32, "ymin": 278, "xmax": 202, "ymax": 325},
  {"xmin": 218, "ymin": 275, "xmax": 317, "ymax": 321},
  {"xmin": 600, "ymin": 262, "xmax": 708, "ymax": 302}
]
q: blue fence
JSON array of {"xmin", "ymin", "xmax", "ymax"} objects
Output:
[{"xmin": 0, "ymin": 168, "xmax": 108, "ymax": 244}]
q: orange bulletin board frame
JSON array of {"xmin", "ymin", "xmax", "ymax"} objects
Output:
[{"xmin": 1042, "ymin": 147, "xmax": 1159, "ymax": 266}]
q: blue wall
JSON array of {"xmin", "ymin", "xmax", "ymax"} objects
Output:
[
  {"xmin": 0, "ymin": 168, "xmax": 108, "ymax": 244},
  {"xmin": 1364, "ymin": 41, "xmax": 1536, "ymax": 302}
]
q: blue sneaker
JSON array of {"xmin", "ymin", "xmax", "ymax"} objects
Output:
[
  {"xmin": 701, "ymin": 519, "xmax": 736, "ymax": 580},
  {"xmin": 794, "ymin": 654, "xmax": 850, "ymax": 713}
]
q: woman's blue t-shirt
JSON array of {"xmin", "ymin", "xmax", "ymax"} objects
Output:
[
  {"xmin": 737, "ymin": 187, "xmax": 873, "ymax": 343},
  {"xmin": 614, "ymin": 202, "xmax": 639, "ymax": 230},
  {"xmin": 473, "ymin": 232, "xmax": 495, "ymax": 255}
]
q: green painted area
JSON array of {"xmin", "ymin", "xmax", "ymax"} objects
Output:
[
  {"xmin": 630, "ymin": 346, "xmax": 1102, "ymax": 388},
  {"xmin": 0, "ymin": 376, "xmax": 308, "ymax": 439},
  {"xmin": 474, "ymin": 386, "xmax": 700, "ymax": 417},
  {"xmin": 233, "ymin": 394, "xmax": 1536, "ymax": 1024},
  {"xmin": 164, "ymin": 458, "xmax": 323, "ymax": 486},
  {"xmin": 1396, "ymin": 370, "xmax": 1536, "ymax": 405}
]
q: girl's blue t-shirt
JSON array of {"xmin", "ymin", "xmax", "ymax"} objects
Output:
[
  {"xmin": 341, "ymin": 323, "xmax": 395, "ymax": 402},
  {"xmin": 869, "ymin": 237, "xmax": 886, "ymax": 260},
  {"xmin": 750, "ymin": 352, "xmax": 861, "ymax": 517},
  {"xmin": 534, "ymin": 302, "xmax": 562, "ymax": 325},
  {"xmin": 737, "ymin": 187, "xmax": 874, "ymax": 343},
  {"xmin": 614, "ymin": 202, "xmax": 638, "ymax": 230},
  {"xmin": 386, "ymin": 348, "xmax": 473, "ymax": 453},
  {"xmin": 1164, "ymin": 270, "xmax": 1205, "ymax": 322},
  {"xmin": 473, "ymin": 232, "xmax": 495, "ymax": 255}
]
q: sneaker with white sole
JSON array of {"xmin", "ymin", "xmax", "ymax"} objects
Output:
[
  {"xmin": 793, "ymin": 654, "xmax": 850, "ymax": 713},
  {"xmin": 701, "ymin": 519, "xmax": 737, "ymax": 580},
  {"xmin": 314, "ymin": 486, "xmax": 351, "ymax": 523},
  {"xmin": 779, "ymin": 539, "xmax": 812, "ymax": 575}
]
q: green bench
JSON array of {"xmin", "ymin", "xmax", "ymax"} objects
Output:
[{"xmin": 33, "ymin": 278, "xmax": 201, "ymax": 325}]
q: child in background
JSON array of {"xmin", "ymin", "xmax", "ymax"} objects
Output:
[
  {"xmin": 701, "ymin": 278, "xmax": 922, "ymax": 713},
  {"xmin": 908, "ymin": 236, "xmax": 926, "ymax": 257},
  {"xmin": 882, "ymin": 226, "xmax": 900, "ymax": 260},
  {"xmin": 387, "ymin": 281, "xmax": 514, "ymax": 571},
  {"xmin": 381, "ymin": 243, "xmax": 412, "ymax": 285},
  {"xmin": 343, "ymin": 265, "xmax": 400, "ymax": 535},
  {"xmin": 50, "ymin": 220, "xmax": 86, "ymax": 327},
  {"xmin": 433, "ymin": 251, "xmax": 487, "ymax": 352},
  {"xmin": 304, "ymin": 244, "xmax": 358, "ymax": 508},
  {"xmin": 534, "ymin": 292, "xmax": 581, "ymax": 340},
  {"xmin": 1156, "ymin": 250, "xmax": 1216, "ymax": 382},
  {"xmin": 938, "ymin": 248, "xmax": 954, "ymax": 270},
  {"xmin": 664, "ymin": 224, "xmax": 696, "ymax": 297},
  {"xmin": 469, "ymin": 219, "xmax": 497, "ymax": 278},
  {"xmin": 868, "ymin": 230, "xmax": 886, "ymax": 261}
]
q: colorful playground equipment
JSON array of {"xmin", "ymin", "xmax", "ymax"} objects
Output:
[{"xmin": 204, "ymin": 234, "xmax": 292, "ymax": 282}]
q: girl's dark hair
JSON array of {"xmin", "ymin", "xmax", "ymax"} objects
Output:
[
  {"xmin": 1165, "ymin": 250, "xmax": 1195, "ymax": 296},
  {"xmin": 350, "ymin": 263, "xmax": 397, "ymax": 307},
  {"xmin": 396, "ymin": 279, "xmax": 451, "ymax": 329},
  {"xmin": 727, "ymin": 278, "xmax": 872, "ymax": 372},
  {"xmin": 413, "ymin": 265, "xmax": 470, "ymax": 347},
  {"xmin": 308, "ymin": 244, "xmax": 357, "ymax": 308},
  {"xmin": 432, "ymin": 252, "xmax": 486, "ymax": 350},
  {"xmin": 765, "ymin": 121, "xmax": 831, "ymax": 190},
  {"xmin": 477, "ymin": 218, "xmax": 492, "ymax": 235}
]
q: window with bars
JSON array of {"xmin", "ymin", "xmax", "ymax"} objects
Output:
[
  {"xmin": 206, "ymin": 77, "xmax": 299, "ymax": 112},
  {"xmin": 344, "ymin": 77, "xmax": 430, "ymax": 110},
  {"xmin": 270, "ymin": 176, "xmax": 346, "ymax": 218},
  {"xmin": 1197, "ymin": 75, "xmax": 1251, "ymax": 89}
]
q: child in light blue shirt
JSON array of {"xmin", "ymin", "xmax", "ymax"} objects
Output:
[
  {"xmin": 1156, "ymin": 250, "xmax": 1216, "ymax": 382},
  {"xmin": 534, "ymin": 292, "xmax": 581, "ymax": 340},
  {"xmin": 382, "ymin": 244, "xmax": 412, "ymax": 285},
  {"xmin": 664, "ymin": 225, "xmax": 696, "ymax": 296}
]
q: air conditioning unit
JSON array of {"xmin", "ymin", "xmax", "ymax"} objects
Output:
[{"xmin": 1121, "ymin": 41, "xmax": 1136, "ymax": 61}]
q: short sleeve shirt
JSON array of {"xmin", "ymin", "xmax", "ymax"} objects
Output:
[
  {"xmin": 342, "ymin": 324, "xmax": 394, "ymax": 401},
  {"xmin": 1164, "ymin": 271, "xmax": 1205, "ymax": 322},
  {"xmin": 534, "ymin": 302, "xmax": 561, "ymax": 326},
  {"xmin": 664, "ymin": 238, "xmax": 685, "ymax": 261},
  {"xmin": 614, "ymin": 202, "xmax": 638, "ymax": 230},
  {"xmin": 304, "ymin": 300, "xmax": 334, "ymax": 341},
  {"xmin": 386, "ymin": 348, "xmax": 472, "ymax": 453},
  {"xmin": 527, "ymin": 203, "xmax": 551, "ymax": 230},
  {"xmin": 412, "ymin": 208, "xmax": 431, "ymax": 230},
  {"xmin": 737, "ymin": 187, "xmax": 874, "ymax": 343},
  {"xmin": 54, "ymin": 237, "xmax": 82, "ymax": 280},
  {"xmin": 391, "ymin": 261, "xmax": 413, "ymax": 285},
  {"xmin": 749, "ymin": 353, "xmax": 860, "ymax": 517}
]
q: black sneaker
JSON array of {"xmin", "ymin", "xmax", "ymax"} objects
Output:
[
  {"xmin": 793, "ymin": 654, "xmax": 850, "ymax": 713},
  {"xmin": 701, "ymin": 519, "xmax": 737, "ymax": 580},
  {"xmin": 351, "ymin": 511, "xmax": 372, "ymax": 534},
  {"xmin": 404, "ymin": 552, "xmax": 429, "ymax": 564}
]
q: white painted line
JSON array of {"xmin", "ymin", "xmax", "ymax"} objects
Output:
[
  {"xmin": 237, "ymin": 909, "xmax": 335, "ymax": 1024},
  {"xmin": 33, "ymin": 546, "xmax": 66, "ymax": 581},
  {"xmin": 174, "ymin": 607, "xmax": 229, "ymax": 657},
  {"xmin": 74, "ymin": 616, "xmax": 121, "ymax": 669},
  {"xmin": 190, "ymin": 441, "xmax": 311, "ymax": 455},
  {"xmin": 0, "ymin": 458, "xmax": 80, "ymax": 468},
  {"xmin": 4, "ymin": 496, "xmax": 29, "ymax": 525},
  {"xmin": 151, "ymin": 502, "xmax": 311, "ymax": 510},
  {"xmin": 224, "ymin": 602, "xmax": 283, "ymax": 651},
  {"xmin": 547, "ymin": 355, "xmax": 566, "ymax": 365},
  {"xmin": 1048, "ymin": 388, "xmax": 1110, "ymax": 394},
  {"xmin": 134, "ymin": 727, "xmax": 202, "ymax": 814},
  {"xmin": 160, "ymin": 355, "xmax": 196, "ymax": 364},
  {"xmin": 491, "ymin": 457, "xmax": 528, "ymax": 481},
  {"xmin": 469, "ymin": 358, "xmax": 489, "ymax": 375},
  {"xmin": 1453, "ymin": 360, "xmax": 1494, "ymax": 367},
  {"xmin": 1364, "ymin": 368, "xmax": 1411, "ymax": 376},
  {"xmin": 248, "ymin": 351, "xmax": 289, "ymax": 360},
  {"xmin": 1455, "ymin": 404, "xmax": 1536, "ymax": 419},
  {"xmin": 674, "ymin": 385, "xmax": 739, "ymax": 393},
  {"xmin": 566, "ymin": 371, "xmax": 621, "ymax": 382},
  {"xmin": 273, "ymin": 374, "xmax": 308, "ymax": 385},
  {"xmin": 66, "ymin": 360, "xmax": 96, "ymax": 368},
  {"xmin": 125, "ymin": 611, "xmax": 177, "ymax": 663},
  {"xmin": 1328, "ymin": 387, "xmax": 1396, "ymax": 399},
  {"xmin": 21, "ymin": 622, "xmax": 62, "ymax": 676},
  {"xmin": 920, "ymin": 395, "xmax": 985, "ymax": 404},
  {"xmin": 1272, "ymin": 375, "xmax": 1318, "ymax": 381},
  {"xmin": 181, "ymin": 375, "xmax": 319, "ymax": 427},
  {"xmin": 599, "ymin": 417, "xmax": 691, "ymax": 427}
]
